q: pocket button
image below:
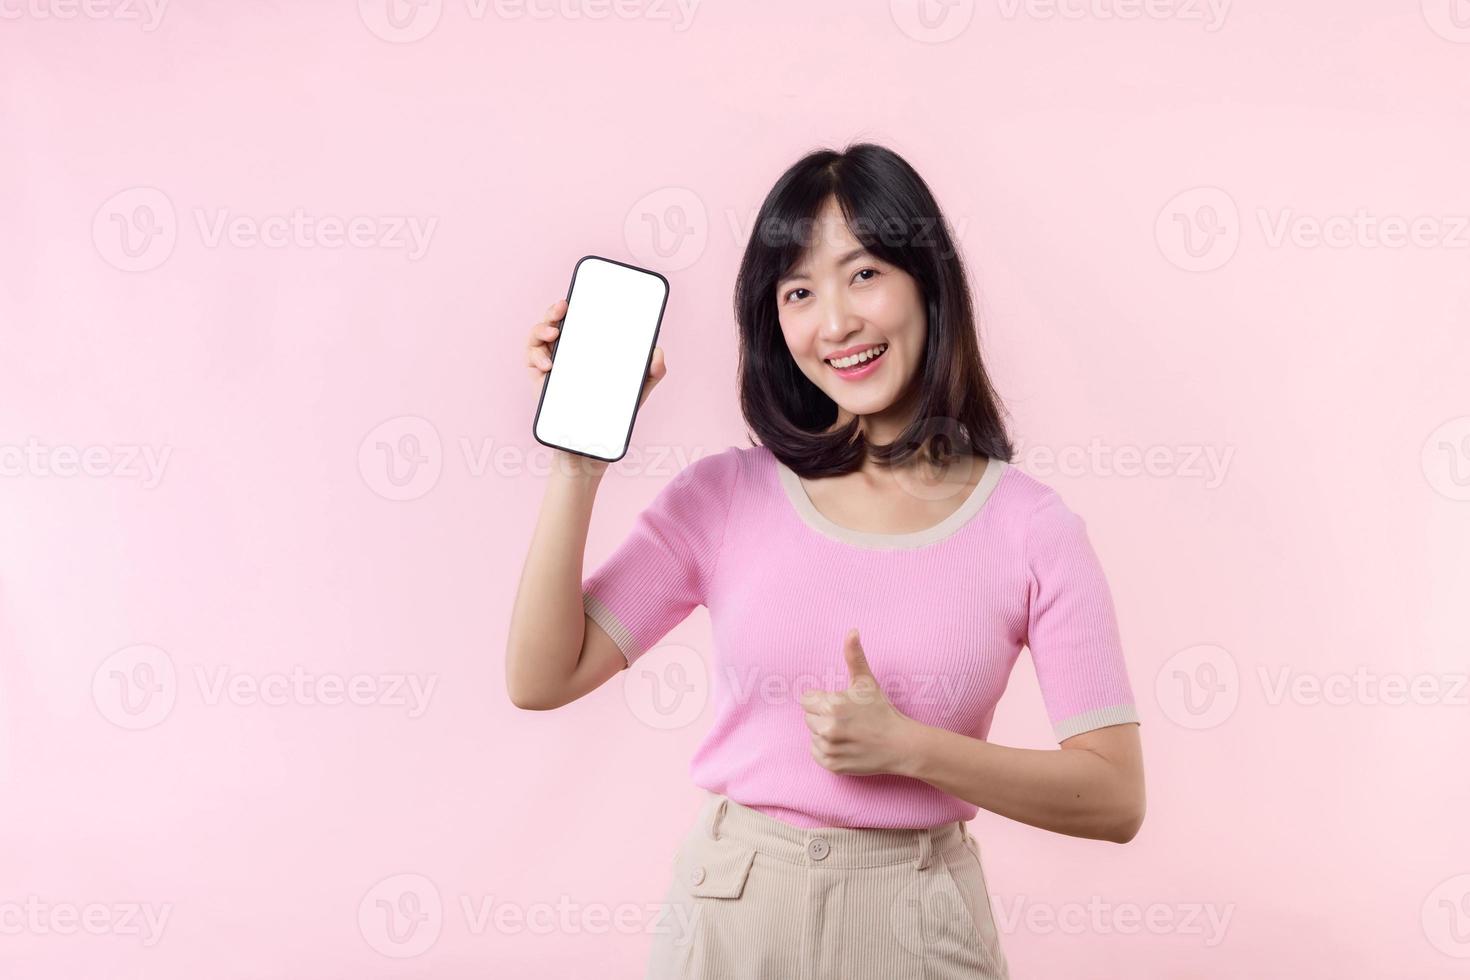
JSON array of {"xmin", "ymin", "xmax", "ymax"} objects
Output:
[
  {"xmin": 807, "ymin": 837, "xmax": 830, "ymax": 860},
  {"xmin": 690, "ymin": 866, "xmax": 706, "ymax": 886}
]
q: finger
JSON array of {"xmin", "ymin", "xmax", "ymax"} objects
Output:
[
  {"xmin": 798, "ymin": 689, "xmax": 831, "ymax": 714},
  {"xmin": 808, "ymin": 739, "xmax": 834, "ymax": 770},
  {"xmin": 844, "ymin": 628, "xmax": 874, "ymax": 683},
  {"xmin": 533, "ymin": 302, "xmax": 565, "ymax": 337}
]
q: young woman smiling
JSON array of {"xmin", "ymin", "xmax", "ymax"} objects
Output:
[{"xmin": 507, "ymin": 142, "xmax": 1146, "ymax": 979}]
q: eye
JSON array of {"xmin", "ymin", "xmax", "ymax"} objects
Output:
[
  {"xmin": 854, "ymin": 268, "xmax": 879, "ymax": 283},
  {"xmin": 783, "ymin": 287, "xmax": 810, "ymax": 303}
]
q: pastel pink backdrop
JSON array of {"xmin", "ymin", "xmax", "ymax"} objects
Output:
[{"xmin": 3, "ymin": 1, "xmax": 1468, "ymax": 977}]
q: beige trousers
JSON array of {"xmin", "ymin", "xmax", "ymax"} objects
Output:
[{"xmin": 646, "ymin": 792, "xmax": 1010, "ymax": 979}]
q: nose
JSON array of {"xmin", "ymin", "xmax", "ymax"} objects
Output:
[{"xmin": 818, "ymin": 294, "xmax": 862, "ymax": 344}]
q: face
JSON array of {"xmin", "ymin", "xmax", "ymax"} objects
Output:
[{"xmin": 774, "ymin": 197, "xmax": 927, "ymax": 443}]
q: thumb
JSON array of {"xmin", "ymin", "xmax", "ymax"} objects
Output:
[{"xmin": 844, "ymin": 628, "xmax": 875, "ymax": 684}]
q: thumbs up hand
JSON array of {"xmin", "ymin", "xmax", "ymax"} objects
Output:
[{"xmin": 799, "ymin": 628, "xmax": 917, "ymax": 777}]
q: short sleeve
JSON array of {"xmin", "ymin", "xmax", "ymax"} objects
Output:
[
  {"xmin": 581, "ymin": 448, "xmax": 741, "ymax": 667},
  {"xmin": 1023, "ymin": 491, "xmax": 1140, "ymax": 743}
]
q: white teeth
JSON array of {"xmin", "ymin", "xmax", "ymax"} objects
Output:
[{"xmin": 827, "ymin": 344, "xmax": 887, "ymax": 369}]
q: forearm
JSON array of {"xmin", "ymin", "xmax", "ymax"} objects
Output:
[
  {"xmin": 505, "ymin": 453, "xmax": 605, "ymax": 706},
  {"xmin": 895, "ymin": 721, "xmax": 1142, "ymax": 843}
]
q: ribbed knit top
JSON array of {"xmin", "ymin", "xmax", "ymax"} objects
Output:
[{"xmin": 581, "ymin": 444, "xmax": 1140, "ymax": 830}]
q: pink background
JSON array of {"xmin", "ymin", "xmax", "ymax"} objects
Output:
[{"xmin": 3, "ymin": 1, "xmax": 1469, "ymax": 976}]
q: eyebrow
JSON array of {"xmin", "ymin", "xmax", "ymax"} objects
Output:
[{"xmin": 776, "ymin": 246, "xmax": 872, "ymax": 288}]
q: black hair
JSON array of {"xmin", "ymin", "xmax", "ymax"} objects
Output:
[{"xmin": 733, "ymin": 141, "xmax": 1014, "ymax": 478}]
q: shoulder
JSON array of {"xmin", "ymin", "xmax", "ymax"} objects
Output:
[
  {"xmin": 656, "ymin": 445, "xmax": 750, "ymax": 517},
  {"xmin": 990, "ymin": 462, "xmax": 1095, "ymax": 563},
  {"xmin": 991, "ymin": 461, "xmax": 1077, "ymax": 521},
  {"xmin": 669, "ymin": 444, "xmax": 748, "ymax": 489}
]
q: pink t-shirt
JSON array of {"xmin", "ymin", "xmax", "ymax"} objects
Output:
[{"xmin": 581, "ymin": 444, "xmax": 1140, "ymax": 830}]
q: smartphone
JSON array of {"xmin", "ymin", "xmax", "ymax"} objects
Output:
[{"xmin": 532, "ymin": 255, "xmax": 670, "ymax": 464}]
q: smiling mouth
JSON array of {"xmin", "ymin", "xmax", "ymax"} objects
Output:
[{"xmin": 824, "ymin": 343, "xmax": 889, "ymax": 371}]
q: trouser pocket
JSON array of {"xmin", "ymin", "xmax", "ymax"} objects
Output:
[
  {"xmin": 648, "ymin": 830, "xmax": 760, "ymax": 979},
  {"xmin": 944, "ymin": 832, "xmax": 1009, "ymax": 978}
]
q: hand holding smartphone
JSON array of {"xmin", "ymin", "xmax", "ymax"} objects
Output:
[{"xmin": 529, "ymin": 256, "xmax": 669, "ymax": 466}]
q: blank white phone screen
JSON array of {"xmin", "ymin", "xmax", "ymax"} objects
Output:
[{"xmin": 534, "ymin": 257, "xmax": 668, "ymax": 461}]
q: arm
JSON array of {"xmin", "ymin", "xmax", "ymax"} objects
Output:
[
  {"xmin": 508, "ymin": 439, "xmax": 736, "ymax": 710},
  {"xmin": 896, "ymin": 720, "xmax": 1145, "ymax": 843},
  {"xmin": 802, "ymin": 491, "xmax": 1146, "ymax": 841},
  {"xmin": 801, "ymin": 633, "xmax": 1146, "ymax": 843},
  {"xmin": 504, "ymin": 455, "xmax": 630, "ymax": 711},
  {"xmin": 504, "ymin": 298, "xmax": 666, "ymax": 711}
]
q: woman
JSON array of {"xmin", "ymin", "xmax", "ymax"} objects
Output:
[{"xmin": 507, "ymin": 142, "xmax": 1146, "ymax": 979}]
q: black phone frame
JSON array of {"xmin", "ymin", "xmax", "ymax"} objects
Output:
[{"xmin": 530, "ymin": 254, "xmax": 670, "ymax": 464}]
